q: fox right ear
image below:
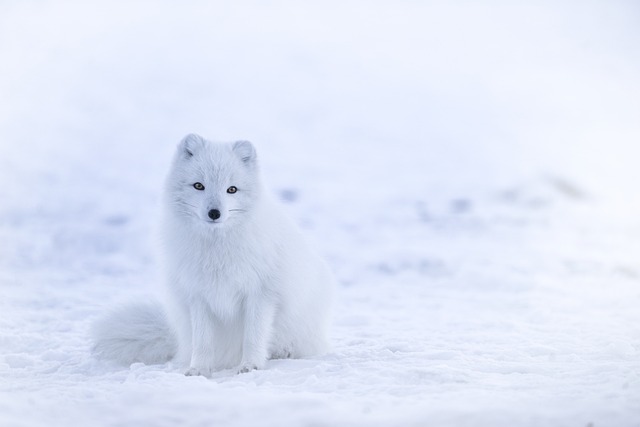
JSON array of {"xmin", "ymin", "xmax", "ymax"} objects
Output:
[
  {"xmin": 179, "ymin": 133, "xmax": 205, "ymax": 158},
  {"xmin": 232, "ymin": 140, "xmax": 256, "ymax": 166}
]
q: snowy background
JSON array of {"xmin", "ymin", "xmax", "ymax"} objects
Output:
[{"xmin": 1, "ymin": 1, "xmax": 640, "ymax": 426}]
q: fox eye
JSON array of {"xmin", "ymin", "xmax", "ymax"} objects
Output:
[
  {"xmin": 227, "ymin": 186, "xmax": 237, "ymax": 194},
  {"xmin": 193, "ymin": 182, "xmax": 205, "ymax": 190}
]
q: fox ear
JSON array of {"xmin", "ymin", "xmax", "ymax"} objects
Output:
[
  {"xmin": 179, "ymin": 133, "xmax": 205, "ymax": 158},
  {"xmin": 232, "ymin": 140, "xmax": 256, "ymax": 165}
]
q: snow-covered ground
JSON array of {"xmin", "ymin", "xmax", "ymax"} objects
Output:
[{"xmin": 1, "ymin": 1, "xmax": 640, "ymax": 426}]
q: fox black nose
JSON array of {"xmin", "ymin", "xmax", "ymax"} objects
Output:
[{"xmin": 208, "ymin": 209, "xmax": 221, "ymax": 220}]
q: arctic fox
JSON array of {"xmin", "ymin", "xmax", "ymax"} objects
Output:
[{"xmin": 92, "ymin": 134, "xmax": 334, "ymax": 376}]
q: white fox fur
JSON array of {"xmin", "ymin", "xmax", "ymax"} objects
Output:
[{"xmin": 92, "ymin": 134, "xmax": 333, "ymax": 376}]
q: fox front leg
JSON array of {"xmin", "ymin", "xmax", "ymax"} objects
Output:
[
  {"xmin": 237, "ymin": 295, "xmax": 276, "ymax": 374},
  {"xmin": 185, "ymin": 300, "xmax": 216, "ymax": 377}
]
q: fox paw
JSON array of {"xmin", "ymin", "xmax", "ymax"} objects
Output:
[
  {"xmin": 237, "ymin": 364, "xmax": 258, "ymax": 374},
  {"xmin": 185, "ymin": 366, "xmax": 211, "ymax": 377},
  {"xmin": 271, "ymin": 348, "xmax": 292, "ymax": 359}
]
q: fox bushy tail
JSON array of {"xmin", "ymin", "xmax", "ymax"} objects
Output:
[{"xmin": 91, "ymin": 301, "xmax": 177, "ymax": 366}]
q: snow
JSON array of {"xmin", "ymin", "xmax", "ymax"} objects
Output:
[{"xmin": 1, "ymin": 1, "xmax": 640, "ymax": 426}]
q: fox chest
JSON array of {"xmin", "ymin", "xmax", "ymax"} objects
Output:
[{"xmin": 190, "ymin": 250, "xmax": 268, "ymax": 318}]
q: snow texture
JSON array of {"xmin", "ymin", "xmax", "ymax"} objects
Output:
[{"xmin": 1, "ymin": 1, "xmax": 639, "ymax": 426}]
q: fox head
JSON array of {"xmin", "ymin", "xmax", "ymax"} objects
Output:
[{"xmin": 165, "ymin": 134, "xmax": 261, "ymax": 227}]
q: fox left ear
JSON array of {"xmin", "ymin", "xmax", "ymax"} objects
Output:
[
  {"xmin": 232, "ymin": 140, "xmax": 256, "ymax": 166},
  {"xmin": 179, "ymin": 133, "xmax": 205, "ymax": 158}
]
